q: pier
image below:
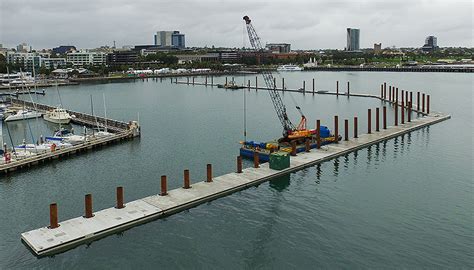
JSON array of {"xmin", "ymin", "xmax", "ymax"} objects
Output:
[
  {"xmin": 0, "ymin": 98, "xmax": 140, "ymax": 174},
  {"xmin": 20, "ymin": 85, "xmax": 450, "ymax": 256}
]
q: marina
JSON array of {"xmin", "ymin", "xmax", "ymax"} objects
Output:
[
  {"xmin": 0, "ymin": 98, "xmax": 140, "ymax": 174},
  {"xmin": 20, "ymin": 83, "xmax": 450, "ymax": 255}
]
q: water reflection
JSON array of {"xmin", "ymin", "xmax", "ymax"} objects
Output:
[{"xmin": 269, "ymin": 174, "xmax": 291, "ymax": 192}]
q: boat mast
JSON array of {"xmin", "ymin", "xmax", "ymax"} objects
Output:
[{"xmin": 103, "ymin": 92, "xmax": 108, "ymax": 133}]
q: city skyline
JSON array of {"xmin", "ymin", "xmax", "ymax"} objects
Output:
[{"xmin": 0, "ymin": 0, "xmax": 472, "ymax": 50}]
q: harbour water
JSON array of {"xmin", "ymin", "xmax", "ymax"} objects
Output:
[{"xmin": 0, "ymin": 71, "xmax": 472, "ymax": 268}]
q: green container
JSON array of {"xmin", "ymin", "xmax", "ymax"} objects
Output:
[{"xmin": 269, "ymin": 151, "xmax": 290, "ymax": 170}]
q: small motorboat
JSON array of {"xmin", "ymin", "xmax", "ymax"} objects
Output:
[
  {"xmin": 4, "ymin": 109, "xmax": 42, "ymax": 122},
  {"xmin": 43, "ymin": 107, "xmax": 73, "ymax": 124}
]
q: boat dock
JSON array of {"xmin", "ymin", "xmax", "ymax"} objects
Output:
[
  {"xmin": 0, "ymin": 98, "xmax": 140, "ymax": 174},
  {"xmin": 21, "ymin": 85, "xmax": 450, "ymax": 256}
]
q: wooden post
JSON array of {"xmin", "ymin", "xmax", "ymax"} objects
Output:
[
  {"xmin": 422, "ymin": 93, "xmax": 426, "ymax": 113},
  {"xmin": 410, "ymin": 91, "xmax": 413, "ymax": 107},
  {"xmin": 237, "ymin": 156, "xmax": 242, "ymax": 173},
  {"xmin": 368, "ymin": 109, "xmax": 372, "ymax": 134},
  {"xmin": 354, "ymin": 116, "xmax": 358, "ymax": 138},
  {"xmin": 392, "ymin": 87, "xmax": 395, "ymax": 103},
  {"xmin": 316, "ymin": 120, "xmax": 321, "ymax": 149},
  {"xmin": 305, "ymin": 139, "xmax": 310, "ymax": 152},
  {"xmin": 248, "ymin": 80, "xmax": 250, "ymax": 90},
  {"xmin": 192, "ymin": 77, "xmax": 195, "ymax": 85},
  {"xmin": 160, "ymin": 175, "xmax": 168, "ymax": 196},
  {"xmin": 312, "ymin": 78, "xmax": 315, "ymax": 94},
  {"xmin": 380, "ymin": 84, "xmax": 383, "ymax": 99},
  {"xmin": 187, "ymin": 77, "xmax": 189, "ymax": 85},
  {"xmin": 116, "ymin": 186, "xmax": 124, "ymax": 209},
  {"xmin": 255, "ymin": 76, "xmax": 258, "ymax": 90},
  {"xmin": 49, "ymin": 203, "xmax": 59, "ymax": 229},
  {"xmin": 282, "ymin": 78, "xmax": 285, "ymax": 90},
  {"xmin": 253, "ymin": 151, "xmax": 260, "ymax": 168},
  {"xmin": 383, "ymin": 106, "xmax": 387, "ymax": 129},
  {"xmin": 408, "ymin": 102, "xmax": 412, "ymax": 122},
  {"xmin": 205, "ymin": 76, "xmax": 208, "ymax": 86},
  {"xmin": 405, "ymin": 91, "xmax": 408, "ymax": 108},
  {"xmin": 183, "ymin": 169, "xmax": 190, "ymax": 189},
  {"xmin": 206, "ymin": 164, "xmax": 213, "ymax": 182},
  {"xmin": 336, "ymin": 81, "xmax": 339, "ymax": 96},
  {"xmin": 211, "ymin": 76, "xmax": 213, "ymax": 86},
  {"xmin": 347, "ymin": 81, "xmax": 350, "ymax": 96},
  {"xmin": 84, "ymin": 194, "xmax": 93, "ymax": 218},
  {"xmin": 389, "ymin": 86, "xmax": 392, "ymax": 102},
  {"xmin": 274, "ymin": 77, "xmax": 277, "ymax": 89},
  {"xmin": 291, "ymin": 141, "xmax": 297, "ymax": 156},
  {"xmin": 417, "ymin": 92, "xmax": 420, "ymax": 111},
  {"xmin": 334, "ymin": 116, "xmax": 339, "ymax": 143},
  {"xmin": 344, "ymin": 119, "xmax": 349, "ymax": 141},
  {"xmin": 401, "ymin": 93, "xmax": 405, "ymax": 124},
  {"xmin": 376, "ymin": 108, "xmax": 380, "ymax": 132},
  {"xmin": 303, "ymin": 81, "xmax": 306, "ymax": 93},
  {"xmin": 225, "ymin": 77, "xmax": 227, "ymax": 85},
  {"xmin": 395, "ymin": 103, "xmax": 398, "ymax": 126},
  {"xmin": 427, "ymin": 95, "xmax": 430, "ymax": 114},
  {"xmin": 396, "ymin": 87, "xmax": 399, "ymax": 104},
  {"xmin": 384, "ymin": 82, "xmax": 387, "ymax": 100}
]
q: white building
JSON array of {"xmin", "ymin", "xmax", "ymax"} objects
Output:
[
  {"xmin": 42, "ymin": 58, "xmax": 67, "ymax": 69},
  {"xmin": 66, "ymin": 51, "xmax": 107, "ymax": 66}
]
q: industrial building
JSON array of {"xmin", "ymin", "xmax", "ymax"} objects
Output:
[{"xmin": 266, "ymin": 43, "xmax": 291, "ymax": 53}]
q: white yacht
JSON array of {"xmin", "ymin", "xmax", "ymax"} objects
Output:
[
  {"xmin": 4, "ymin": 109, "xmax": 42, "ymax": 122},
  {"xmin": 43, "ymin": 107, "xmax": 72, "ymax": 124},
  {"xmin": 277, "ymin": 64, "xmax": 304, "ymax": 71},
  {"xmin": 45, "ymin": 128, "xmax": 87, "ymax": 145}
]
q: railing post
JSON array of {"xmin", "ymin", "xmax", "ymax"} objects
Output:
[
  {"xmin": 305, "ymin": 139, "xmax": 311, "ymax": 152},
  {"xmin": 344, "ymin": 119, "xmax": 349, "ymax": 141},
  {"xmin": 383, "ymin": 82, "xmax": 387, "ymax": 100},
  {"xmin": 334, "ymin": 116, "xmax": 339, "ymax": 143},
  {"xmin": 183, "ymin": 169, "xmax": 191, "ymax": 189},
  {"xmin": 206, "ymin": 164, "xmax": 213, "ymax": 182},
  {"xmin": 316, "ymin": 120, "xmax": 321, "ymax": 149},
  {"xmin": 253, "ymin": 151, "xmax": 260, "ymax": 168},
  {"xmin": 237, "ymin": 156, "xmax": 242, "ymax": 173},
  {"xmin": 383, "ymin": 106, "xmax": 387, "ymax": 129},
  {"xmin": 376, "ymin": 107, "xmax": 380, "ymax": 132},
  {"xmin": 84, "ymin": 194, "xmax": 93, "ymax": 218},
  {"xmin": 160, "ymin": 175, "xmax": 168, "ymax": 196},
  {"xmin": 116, "ymin": 186, "xmax": 124, "ymax": 209},
  {"xmin": 336, "ymin": 81, "xmax": 339, "ymax": 96},
  {"xmin": 49, "ymin": 203, "xmax": 59, "ymax": 229},
  {"xmin": 401, "ymin": 92, "xmax": 405, "ymax": 124}
]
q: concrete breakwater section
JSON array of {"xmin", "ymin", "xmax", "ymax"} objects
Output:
[
  {"xmin": 0, "ymin": 98, "xmax": 140, "ymax": 174},
  {"xmin": 21, "ymin": 104, "xmax": 450, "ymax": 256}
]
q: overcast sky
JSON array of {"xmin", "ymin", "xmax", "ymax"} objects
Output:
[{"xmin": 0, "ymin": 0, "xmax": 472, "ymax": 50}]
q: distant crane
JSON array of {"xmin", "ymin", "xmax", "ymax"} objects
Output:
[{"xmin": 243, "ymin": 15, "xmax": 313, "ymax": 142}]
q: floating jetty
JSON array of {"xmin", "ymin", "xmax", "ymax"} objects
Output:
[
  {"xmin": 0, "ymin": 98, "xmax": 140, "ymax": 174},
  {"xmin": 21, "ymin": 84, "xmax": 450, "ymax": 256}
]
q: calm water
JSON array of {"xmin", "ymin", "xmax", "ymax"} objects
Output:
[{"xmin": 0, "ymin": 71, "xmax": 472, "ymax": 269}]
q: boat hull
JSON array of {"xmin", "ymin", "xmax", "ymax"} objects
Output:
[
  {"xmin": 4, "ymin": 112, "xmax": 43, "ymax": 122},
  {"xmin": 43, "ymin": 114, "xmax": 72, "ymax": 124}
]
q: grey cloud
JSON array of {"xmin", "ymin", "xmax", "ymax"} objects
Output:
[{"xmin": 0, "ymin": 0, "xmax": 472, "ymax": 50}]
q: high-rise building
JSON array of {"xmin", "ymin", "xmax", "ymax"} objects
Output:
[
  {"xmin": 154, "ymin": 31, "xmax": 186, "ymax": 48},
  {"xmin": 172, "ymin": 31, "xmax": 186, "ymax": 49},
  {"xmin": 16, "ymin": 43, "xmax": 31, "ymax": 53},
  {"xmin": 346, "ymin": 28, "xmax": 360, "ymax": 51},
  {"xmin": 422, "ymin": 36, "xmax": 438, "ymax": 52}
]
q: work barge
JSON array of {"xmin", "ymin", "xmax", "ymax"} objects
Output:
[
  {"xmin": 21, "ymin": 82, "xmax": 450, "ymax": 257},
  {"xmin": 0, "ymin": 98, "xmax": 140, "ymax": 174}
]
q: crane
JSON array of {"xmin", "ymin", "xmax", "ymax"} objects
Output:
[{"xmin": 243, "ymin": 15, "xmax": 312, "ymax": 141}]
